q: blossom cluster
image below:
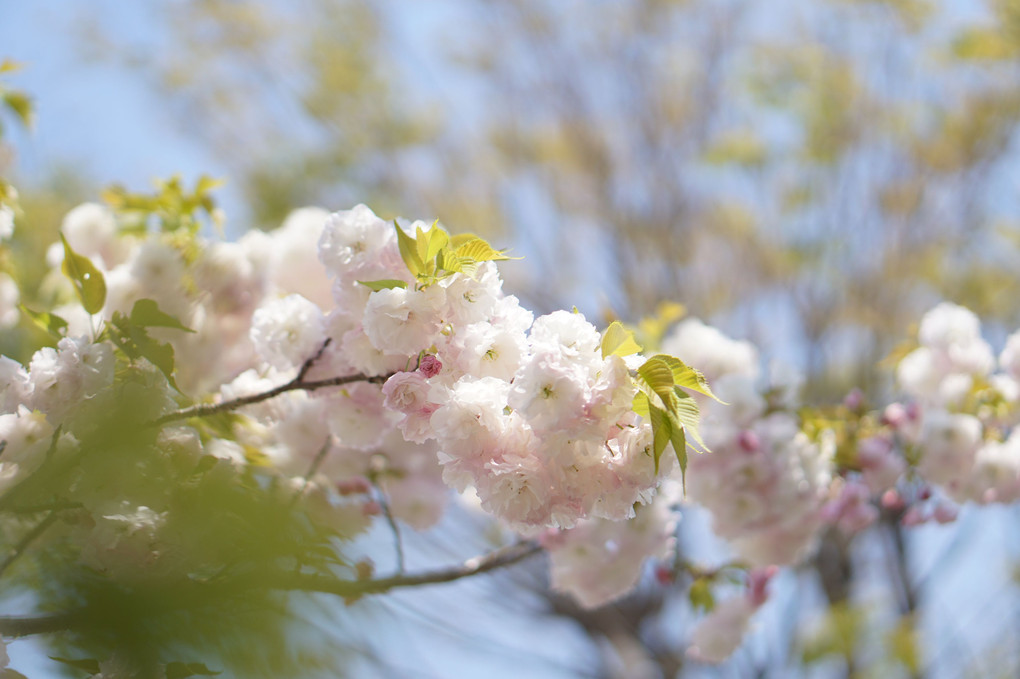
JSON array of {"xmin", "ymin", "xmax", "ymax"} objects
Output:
[
  {"xmin": 6, "ymin": 196, "xmax": 1020, "ymax": 670},
  {"xmin": 0, "ymin": 202, "xmax": 688, "ymax": 624}
]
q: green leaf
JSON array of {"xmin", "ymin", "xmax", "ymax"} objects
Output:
[
  {"xmin": 0, "ymin": 59, "xmax": 22, "ymax": 74},
  {"xmin": 129, "ymin": 326, "xmax": 180, "ymax": 391},
  {"xmin": 129, "ymin": 298, "xmax": 195, "ymax": 332},
  {"xmin": 689, "ymin": 578, "xmax": 716, "ymax": 612},
  {"xmin": 647, "ymin": 402, "xmax": 673, "ymax": 473},
  {"xmin": 2, "ymin": 91, "xmax": 32, "ymax": 128},
  {"xmin": 394, "ymin": 221, "xmax": 424, "ymax": 277},
  {"xmin": 450, "ymin": 232, "xmax": 482, "ymax": 248},
  {"xmin": 357, "ymin": 279, "xmax": 408, "ymax": 291},
  {"xmin": 415, "ymin": 224, "xmax": 432, "ymax": 267},
  {"xmin": 20, "ymin": 305, "xmax": 67, "ymax": 338},
  {"xmin": 195, "ymin": 174, "xmax": 225, "ymax": 195},
  {"xmin": 670, "ymin": 387, "xmax": 707, "ymax": 452},
  {"xmin": 435, "ymin": 248, "xmax": 463, "ymax": 273},
  {"xmin": 650, "ymin": 354, "xmax": 724, "ymax": 402},
  {"xmin": 601, "ymin": 321, "xmax": 642, "ymax": 359},
  {"xmin": 632, "ymin": 390, "xmax": 650, "ymax": 419},
  {"xmin": 454, "ymin": 238, "xmax": 517, "ymax": 263},
  {"xmin": 424, "ymin": 224, "xmax": 449, "ymax": 262},
  {"xmin": 667, "ymin": 407, "xmax": 688, "ymax": 489},
  {"xmin": 59, "ymin": 234, "xmax": 106, "ymax": 314},
  {"xmin": 637, "ymin": 356, "xmax": 676, "ymax": 404},
  {"xmin": 48, "ymin": 657, "xmax": 101, "ymax": 674},
  {"xmin": 165, "ymin": 662, "xmax": 223, "ymax": 679}
]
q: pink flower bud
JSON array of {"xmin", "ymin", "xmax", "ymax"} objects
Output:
[
  {"xmin": 738, "ymin": 429, "xmax": 761, "ymax": 453},
  {"xmin": 883, "ymin": 403, "xmax": 907, "ymax": 428},
  {"xmin": 901, "ymin": 506, "xmax": 926, "ymax": 526},
  {"xmin": 881, "ymin": 489, "xmax": 904, "ymax": 510},
  {"xmin": 336, "ymin": 477, "xmax": 372, "ymax": 496},
  {"xmin": 843, "ymin": 388, "xmax": 864, "ymax": 411},
  {"xmin": 933, "ymin": 503, "xmax": 958, "ymax": 524},
  {"xmin": 748, "ymin": 566, "xmax": 777, "ymax": 607},
  {"xmin": 418, "ymin": 354, "xmax": 442, "ymax": 378},
  {"xmin": 654, "ymin": 564, "xmax": 675, "ymax": 586}
]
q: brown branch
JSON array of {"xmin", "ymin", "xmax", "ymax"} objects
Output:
[
  {"xmin": 151, "ymin": 356, "xmax": 392, "ymax": 427},
  {"xmin": 277, "ymin": 540, "xmax": 543, "ymax": 598},
  {"xmin": 0, "ymin": 612, "xmax": 83, "ymax": 638},
  {"xmin": 0, "ymin": 511, "xmax": 59, "ymax": 579},
  {"xmin": 0, "ymin": 541, "xmax": 543, "ymax": 638}
]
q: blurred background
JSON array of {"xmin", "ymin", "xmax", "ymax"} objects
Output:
[{"xmin": 4, "ymin": 0, "xmax": 1020, "ymax": 676}]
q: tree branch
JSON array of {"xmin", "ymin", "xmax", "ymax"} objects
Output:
[
  {"xmin": 277, "ymin": 540, "xmax": 542, "ymax": 597},
  {"xmin": 0, "ymin": 541, "xmax": 543, "ymax": 638},
  {"xmin": 0, "ymin": 511, "xmax": 59, "ymax": 579},
  {"xmin": 0, "ymin": 612, "xmax": 83, "ymax": 638},
  {"xmin": 150, "ymin": 340, "xmax": 393, "ymax": 429}
]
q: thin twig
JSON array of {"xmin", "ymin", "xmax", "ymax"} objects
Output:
[
  {"xmin": 288, "ymin": 439, "xmax": 332, "ymax": 511},
  {"xmin": 372, "ymin": 480, "xmax": 405, "ymax": 574}
]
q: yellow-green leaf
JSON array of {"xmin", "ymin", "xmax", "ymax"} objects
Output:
[
  {"xmin": 450, "ymin": 232, "xmax": 483, "ymax": 248},
  {"xmin": 357, "ymin": 279, "xmax": 408, "ymax": 292},
  {"xmin": 671, "ymin": 387, "xmax": 707, "ymax": 452},
  {"xmin": 632, "ymin": 390, "xmax": 650, "ymax": 419},
  {"xmin": 2, "ymin": 91, "xmax": 33, "ymax": 128},
  {"xmin": 647, "ymin": 402, "xmax": 672, "ymax": 474},
  {"xmin": 454, "ymin": 238, "xmax": 517, "ymax": 263},
  {"xmin": 651, "ymin": 354, "xmax": 725, "ymax": 403},
  {"xmin": 394, "ymin": 221, "xmax": 424, "ymax": 277},
  {"xmin": 601, "ymin": 321, "xmax": 643, "ymax": 359},
  {"xmin": 637, "ymin": 356, "xmax": 676, "ymax": 404},
  {"xmin": 426, "ymin": 227, "xmax": 449, "ymax": 262}
]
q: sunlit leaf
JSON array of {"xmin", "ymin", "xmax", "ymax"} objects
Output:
[
  {"xmin": 60, "ymin": 234, "xmax": 106, "ymax": 314},
  {"xmin": 454, "ymin": 238, "xmax": 517, "ymax": 263},
  {"xmin": 357, "ymin": 279, "xmax": 408, "ymax": 291},
  {"xmin": 601, "ymin": 321, "xmax": 642, "ymax": 359},
  {"xmin": 394, "ymin": 221, "xmax": 424, "ymax": 277},
  {"xmin": 650, "ymin": 354, "xmax": 724, "ymax": 402},
  {"xmin": 20, "ymin": 305, "xmax": 68, "ymax": 339}
]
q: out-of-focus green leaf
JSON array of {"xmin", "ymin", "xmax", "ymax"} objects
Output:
[
  {"xmin": 48, "ymin": 657, "xmax": 101, "ymax": 674},
  {"xmin": 689, "ymin": 577, "xmax": 715, "ymax": 612},
  {"xmin": 19, "ymin": 304, "xmax": 67, "ymax": 339},
  {"xmin": 166, "ymin": 662, "xmax": 223, "ymax": 679},
  {"xmin": 130, "ymin": 298, "xmax": 195, "ymax": 332},
  {"xmin": 2, "ymin": 91, "xmax": 33, "ymax": 127},
  {"xmin": 59, "ymin": 234, "xmax": 106, "ymax": 314}
]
